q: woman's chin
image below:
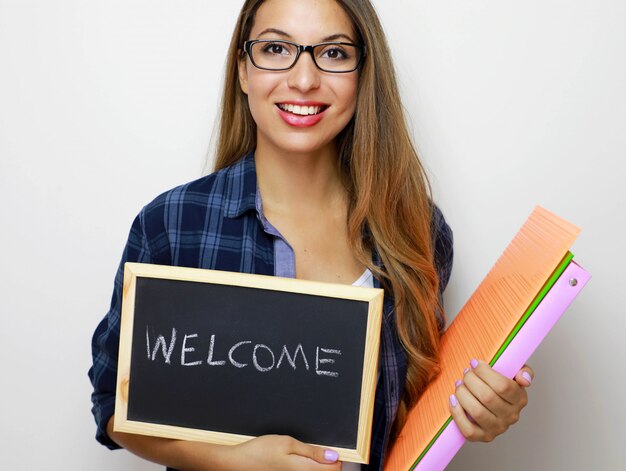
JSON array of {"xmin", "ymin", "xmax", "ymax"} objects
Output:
[{"xmin": 258, "ymin": 135, "xmax": 337, "ymax": 159}]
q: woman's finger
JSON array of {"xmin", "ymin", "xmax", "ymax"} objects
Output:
[
  {"xmin": 288, "ymin": 437, "xmax": 340, "ymax": 465},
  {"xmin": 449, "ymin": 393, "xmax": 492, "ymax": 442},
  {"xmin": 467, "ymin": 359, "xmax": 524, "ymax": 405},
  {"xmin": 454, "ymin": 380, "xmax": 503, "ymax": 436},
  {"xmin": 514, "ymin": 364, "xmax": 534, "ymax": 387},
  {"xmin": 460, "ymin": 368, "xmax": 511, "ymax": 417}
]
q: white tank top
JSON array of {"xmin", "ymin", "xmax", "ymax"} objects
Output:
[{"xmin": 352, "ymin": 268, "xmax": 374, "ymax": 288}]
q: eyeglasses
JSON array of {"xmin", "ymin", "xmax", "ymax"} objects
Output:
[{"xmin": 242, "ymin": 39, "xmax": 366, "ymax": 73}]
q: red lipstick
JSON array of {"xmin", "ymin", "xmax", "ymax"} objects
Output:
[{"xmin": 275, "ymin": 101, "xmax": 329, "ymax": 128}]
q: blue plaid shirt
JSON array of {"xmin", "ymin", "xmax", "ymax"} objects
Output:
[{"xmin": 88, "ymin": 152, "xmax": 453, "ymax": 470}]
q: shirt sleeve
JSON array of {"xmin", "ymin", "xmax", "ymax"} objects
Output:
[
  {"xmin": 433, "ymin": 206, "xmax": 454, "ymax": 293},
  {"xmin": 87, "ymin": 211, "xmax": 154, "ymax": 450},
  {"xmin": 432, "ymin": 205, "xmax": 454, "ymax": 332}
]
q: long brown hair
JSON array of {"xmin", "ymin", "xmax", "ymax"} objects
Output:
[{"xmin": 214, "ymin": 0, "xmax": 442, "ymax": 443}]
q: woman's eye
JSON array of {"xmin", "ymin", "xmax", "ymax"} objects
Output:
[
  {"xmin": 263, "ymin": 43, "xmax": 289, "ymax": 55},
  {"xmin": 321, "ymin": 47, "xmax": 349, "ymax": 60}
]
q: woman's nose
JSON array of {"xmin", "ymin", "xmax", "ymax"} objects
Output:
[{"xmin": 286, "ymin": 52, "xmax": 321, "ymax": 92}]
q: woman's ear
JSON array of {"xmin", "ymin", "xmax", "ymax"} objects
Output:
[{"xmin": 238, "ymin": 55, "xmax": 249, "ymax": 95}]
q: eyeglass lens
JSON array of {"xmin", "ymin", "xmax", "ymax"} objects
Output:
[{"xmin": 249, "ymin": 41, "xmax": 361, "ymax": 72}]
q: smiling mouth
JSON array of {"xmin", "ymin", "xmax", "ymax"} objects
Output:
[{"xmin": 276, "ymin": 103, "xmax": 329, "ymax": 116}]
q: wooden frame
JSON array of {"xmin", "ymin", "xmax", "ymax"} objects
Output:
[{"xmin": 115, "ymin": 262, "xmax": 384, "ymax": 464}]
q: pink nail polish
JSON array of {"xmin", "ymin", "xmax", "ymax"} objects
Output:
[
  {"xmin": 470, "ymin": 359, "xmax": 479, "ymax": 369},
  {"xmin": 455, "ymin": 379, "xmax": 462, "ymax": 388},
  {"xmin": 449, "ymin": 394, "xmax": 458, "ymax": 407},
  {"xmin": 522, "ymin": 371, "xmax": 533, "ymax": 385},
  {"xmin": 463, "ymin": 368, "xmax": 470, "ymax": 375},
  {"xmin": 324, "ymin": 450, "xmax": 339, "ymax": 462}
]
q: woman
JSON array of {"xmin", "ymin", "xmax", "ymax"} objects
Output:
[{"xmin": 89, "ymin": 0, "xmax": 534, "ymax": 469}]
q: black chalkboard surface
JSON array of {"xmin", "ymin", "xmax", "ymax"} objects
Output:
[{"xmin": 115, "ymin": 262, "xmax": 384, "ymax": 464}]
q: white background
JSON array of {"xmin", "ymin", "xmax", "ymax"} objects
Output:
[{"xmin": 1, "ymin": 0, "xmax": 624, "ymax": 469}]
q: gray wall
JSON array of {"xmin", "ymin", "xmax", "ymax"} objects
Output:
[{"xmin": 1, "ymin": 0, "xmax": 623, "ymax": 469}]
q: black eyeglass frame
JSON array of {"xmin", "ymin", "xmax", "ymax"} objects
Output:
[{"xmin": 242, "ymin": 39, "xmax": 367, "ymax": 73}]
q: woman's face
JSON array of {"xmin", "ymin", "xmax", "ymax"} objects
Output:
[{"xmin": 238, "ymin": 0, "xmax": 359, "ymax": 158}]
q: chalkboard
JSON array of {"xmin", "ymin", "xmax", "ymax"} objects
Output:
[{"xmin": 114, "ymin": 262, "xmax": 384, "ymax": 464}]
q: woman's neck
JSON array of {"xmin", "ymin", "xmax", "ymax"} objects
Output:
[{"xmin": 254, "ymin": 144, "xmax": 347, "ymax": 217}]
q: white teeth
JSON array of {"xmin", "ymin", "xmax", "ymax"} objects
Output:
[{"xmin": 278, "ymin": 104, "xmax": 324, "ymax": 116}]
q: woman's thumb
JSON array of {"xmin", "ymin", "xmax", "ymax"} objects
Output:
[{"xmin": 291, "ymin": 440, "xmax": 339, "ymax": 464}]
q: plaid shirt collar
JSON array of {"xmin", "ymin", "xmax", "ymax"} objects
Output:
[{"xmin": 223, "ymin": 152, "xmax": 258, "ymax": 218}]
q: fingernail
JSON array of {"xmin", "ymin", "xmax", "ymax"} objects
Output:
[
  {"xmin": 455, "ymin": 379, "xmax": 462, "ymax": 388},
  {"xmin": 463, "ymin": 368, "xmax": 470, "ymax": 375},
  {"xmin": 325, "ymin": 450, "xmax": 339, "ymax": 462},
  {"xmin": 470, "ymin": 359, "xmax": 479, "ymax": 369},
  {"xmin": 449, "ymin": 394, "xmax": 458, "ymax": 407},
  {"xmin": 522, "ymin": 371, "xmax": 533, "ymax": 385}
]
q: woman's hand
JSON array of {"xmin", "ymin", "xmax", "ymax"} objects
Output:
[
  {"xmin": 449, "ymin": 360, "xmax": 534, "ymax": 442},
  {"xmin": 106, "ymin": 415, "xmax": 340, "ymax": 471},
  {"xmin": 228, "ymin": 435, "xmax": 342, "ymax": 471}
]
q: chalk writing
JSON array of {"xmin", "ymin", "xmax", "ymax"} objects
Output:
[
  {"xmin": 277, "ymin": 344, "xmax": 310, "ymax": 370},
  {"xmin": 146, "ymin": 327, "xmax": 176, "ymax": 364},
  {"xmin": 144, "ymin": 326, "xmax": 341, "ymax": 378},
  {"xmin": 181, "ymin": 334, "xmax": 202, "ymax": 367},
  {"xmin": 316, "ymin": 348, "xmax": 342, "ymax": 378},
  {"xmin": 252, "ymin": 344, "xmax": 275, "ymax": 372},
  {"xmin": 207, "ymin": 334, "xmax": 226, "ymax": 366},
  {"xmin": 229, "ymin": 340, "xmax": 252, "ymax": 368}
]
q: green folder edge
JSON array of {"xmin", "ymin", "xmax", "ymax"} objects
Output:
[{"xmin": 408, "ymin": 251, "xmax": 575, "ymax": 470}]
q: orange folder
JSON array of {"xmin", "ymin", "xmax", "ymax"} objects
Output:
[{"xmin": 384, "ymin": 206, "xmax": 587, "ymax": 470}]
